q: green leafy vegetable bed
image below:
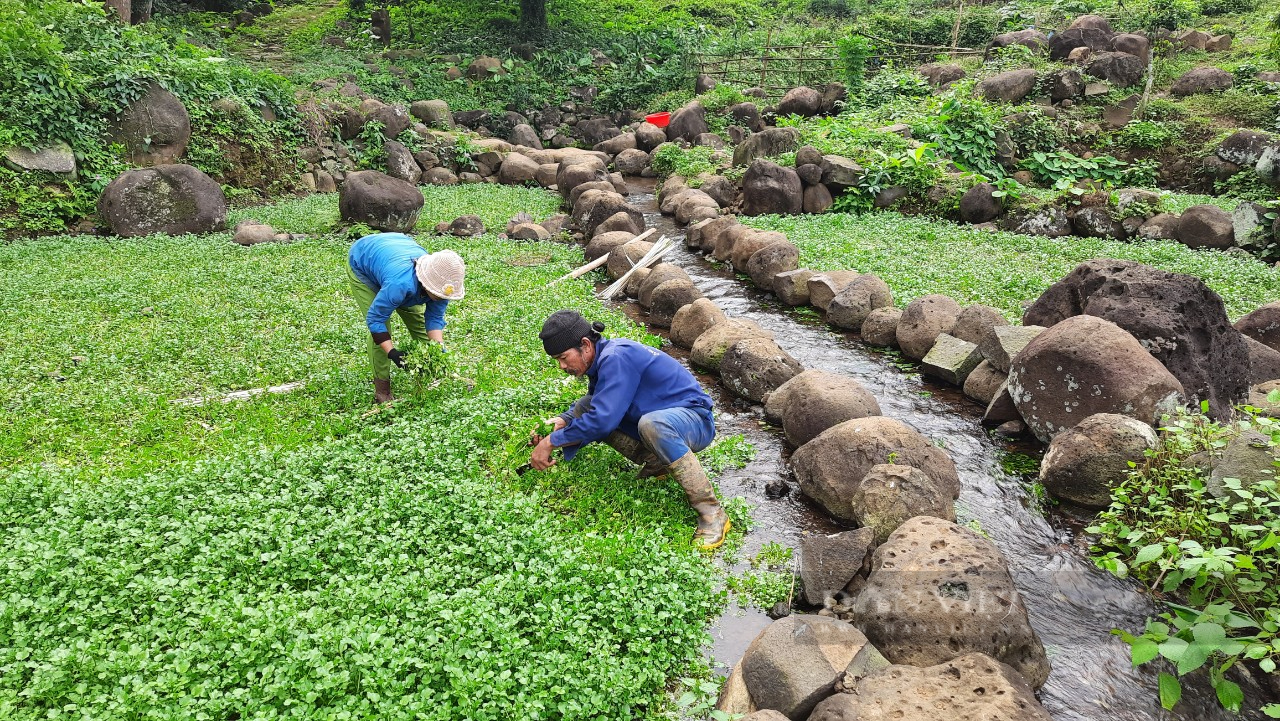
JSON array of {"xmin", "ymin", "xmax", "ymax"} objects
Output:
[
  {"xmin": 0, "ymin": 185, "xmax": 724, "ymax": 719},
  {"xmin": 744, "ymin": 211, "xmax": 1280, "ymax": 321}
]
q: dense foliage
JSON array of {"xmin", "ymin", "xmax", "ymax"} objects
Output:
[
  {"xmin": 1090, "ymin": 406, "xmax": 1280, "ymax": 716},
  {"xmin": 0, "ymin": 0, "xmax": 300, "ymax": 234}
]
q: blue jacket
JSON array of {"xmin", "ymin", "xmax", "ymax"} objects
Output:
[
  {"xmin": 550, "ymin": 338, "xmax": 714, "ymax": 454},
  {"xmin": 348, "ymin": 233, "xmax": 449, "ymax": 337}
]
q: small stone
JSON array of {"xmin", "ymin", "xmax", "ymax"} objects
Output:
[{"xmin": 921, "ymin": 333, "xmax": 983, "ymax": 386}]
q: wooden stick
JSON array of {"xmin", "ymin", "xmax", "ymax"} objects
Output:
[
  {"xmin": 597, "ymin": 236, "xmax": 674, "ymax": 301},
  {"xmin": 546, "ymin": 229, "xmax": 654, "ymax": 286}
]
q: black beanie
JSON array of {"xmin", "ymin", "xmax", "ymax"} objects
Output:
[{"xmin": 540, "ymin": 310, "xmax": 603, "ymax": 356}]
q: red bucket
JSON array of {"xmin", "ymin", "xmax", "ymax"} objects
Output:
[{"xmin": 644, "ymin": 111, "xmax": 671, "ymax": 128}]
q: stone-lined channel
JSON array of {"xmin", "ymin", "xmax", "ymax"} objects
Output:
[{"xmin": 614, "ymin": 180, "xmax": 1255, "ymax": 721}]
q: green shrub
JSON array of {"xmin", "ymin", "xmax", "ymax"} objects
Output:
[
  {"xmin": 1089, "ymin": 408, "xmax": 1280, "ymax": 717},
  {"xmin": 1019, "ymin": 150, "xmax": 1129, "ymax": 188},
  {"xmin": 1132, "ymin": 0, "xmax": 1199, "ymax": 32},
  {"xmin": 916, "ymin": 89, "xmax": 1007, "ymax": 179},
  {"xmin": 650, "ymin": 144, "xmax": 724, "ymax": 180},
  {"xmin": 1198, "ymin": 0, "xmax": 1255, "ymax": 16},
  {"xmin": 836, "ymin": 34, "xmax": 874, "ymax": 93}
]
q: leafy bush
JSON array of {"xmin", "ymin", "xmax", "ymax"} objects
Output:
[
  {"xmin": 650, "ymin": 144, "xmax": 724, "ymax": 180},
  {"xmin": 836, "ymin": 34, "xmax": 875, "ymax": 93},
  {"xmin": 1089, "ymin": 408, "xmax": 1280, "ymax": 716},
  {"xmin": 1019, "ymin": 150, "xmax": 1130, "ymax": 188},
  {"xmin": 849, "ymin": 68, "xmax": 932, "ymax": 111},
  {"xmin": 1198, "ymin": 0, "xmax": 1255, "ymax": 16},
  {"xmin": 1112, "ymin": 120, "xmax": 1184, "ymax": 150},
  {"xmin": 917, "ymin": 90, "xmax": 1007, "ymax": 179},
  {"xmin": 1132, "ymin": 0, "xmax": 1198, "ymax": 32}
]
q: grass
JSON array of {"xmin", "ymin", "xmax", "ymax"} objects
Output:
[
  {"xmin": 0, "ymin": 186, "xmax": 563, "ymax": 476},
  {"xmin": 744, "ymin": 211, "xmax": 1280, "ymax": 321},
  {"xmin": 0, "ymin": 183, "xmax": 744, "ymax": 718}
]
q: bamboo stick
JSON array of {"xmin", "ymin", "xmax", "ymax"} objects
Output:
[{"xmin": 546, "ymin": 229, "xmax": 654, "ymax": 286}]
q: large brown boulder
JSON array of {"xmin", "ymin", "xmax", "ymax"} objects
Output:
[
  {"xmin": 1235, "ymin": 301, "xmax": 1280, "ymax": 352},
  {"xmin": 739, "ymin": 615, "xmax": 889, "ymax": 720},
  {"xmin": 98, "ymin": 164, "xmax": 226, "ymax": 237},
  {"xmin": 772, "ymin": 269, "xmax": 815, "ymax": 306},
  {"xmin": 1022, "ymin": 259, "xmax": 1248, "ymax": 420},
  {"xmin": 727, "ymin": 231, "xmax": 785, "ymax": 272},
  {"xmin": 556, "ymin": 156, "xmax": 609, "ymax": 199},
  {"xmin": 1176, "ymin": 204, "xmax": 1235, "ymax": 249},
  {"xmin": 690, "ymin": 318, "xmax": 772, "ymax": 371},
  {"xmin": 806, "ymin": 271, "xmax": 861, "ymax": 312},
  {"xmin": 809, "ymin": 654, "xmax": 1054, "ymax": 721},
  {"xmin": 732, "ymin": 127, "xmax": 801, "ymax": 167},
  {"xmin": 670, "ymin": 298, "xmax": 726, "ymax": 349},
  {"xmin": 338, "ymin": 170, "xmax": 424, "ymax": 232},
  {"xmin": 720, "ymin": 337, "xmax": 805, "ymax": 403},
  {"xmin": 1086, "ymin": 51, "xmax": 1145, "ymax": 87},
  {"xmin": 896, "ymin": 295, "xmax": 962, "ymax": 360},
  {"xmin": 606, "ymin": 239, "xmax": 653, "ymax": 279},
  {"xmin": 950, "ymin": 304, "xmax": 1008, "ymax": 345},
  {"xmin": 712, "ymin": 225, "xmax": 755, "ymax": 262},
  {"xmin": 666, "ymin": 101, "xmax": 709, "ymax": 142},
  {"xmin": 851, "ymin": 464, "xmax": 956, "ymax": 544},
  {"xmin": 846, "ymin": 517, "xmax": 1051, "ymax": 689},
  {"xmin": 583, "ymin": 230, "xmax": 634, "ymax": 262},
  {"xmin": 108, "ymin": 82, "xmax": 191, "ymax": 166},
  {"xmin": 691, "ymin": 216, "xmax": 739, "ymax": 252},
  {"xmin": 742, "ymin": 160, "xmax": 803, "ymax": 216},
  {"xmin": 1245, "ymin": 336, "xmax": 1280, "ymax": 384},
  {"xmin": 577, "ymin": 192, "xmax": 644, "ymax": 237},
  {"xmin": 991, "ymin": 29, "xmax": 1048, "ymax": 53},
  {"xmin": 959, "ymin": 182, "xmax": 1002, "ymax": 223},
  {"xmin": 917, "ymin": 63, "xmax": 966, "ymax": 87},
  {"xmin": 977, "ymin": 69, "xmax": 1039, "ymax": 103},
  {"xmin": 861, "ymin": 307, "xmax": 902, "ymax": 347},
  {"xmin": 827, "ymin": 274, "xmax": 893, "ymax": 331},
  {"xmin": 746, "ymin": 242, "xmax": 799, "ymax": 289},
  {"xmin": 799, "ymin": 528, "xmax": 876, "ymax": 606},
  {"xmin": 1008, "ymin": 315, "xmax": 1185, "ymax": 442},
  {"xmin": 496, "ymin": 152, "xmax": 540, "ymax": 184},
  {"xmin": 648, "ymin": 279, "xmax": 704, "ymax": 329},
  {"xmin": 774, "ymin": 370, "xmax": 883, "ymax": 447},
  {"xmin": 962, "ymin": 360, "xmax": 1007, "ymax": 405},
  {"xmin": 792, "ymin": 417, "xmax": 961, "ymax": 522},
  {"xmin": 1171, "ymin": 67, "xmax": 1233, "ymax": 96},
  {"xmin": 1049, "ymin": 27, "xmax": 1115, "ymax": 60},
  {"xmin": 1040, "ymin": 413, "xmax": 1158, "ymax": 508},
  {"xmin": 776, "ymin": 86, "xmax": 822, "ymax": 117}
]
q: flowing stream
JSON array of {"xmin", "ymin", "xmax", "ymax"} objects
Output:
[{"xmin": 616, "ymin": 181, "xmax": 1266, "ymax": 720}]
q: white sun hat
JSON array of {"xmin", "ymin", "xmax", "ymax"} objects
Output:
[{"xmin": 415, "ymin": 249, "xmax": 466, "ymax": 300}]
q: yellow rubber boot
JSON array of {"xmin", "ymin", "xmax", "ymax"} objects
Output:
[{"xmin": 669, "ymin": 452, "xmax": 731, "ymax": 550}]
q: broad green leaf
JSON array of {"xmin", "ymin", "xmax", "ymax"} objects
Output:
[
  {"xmin": 1158, "ymin": 637, "xmax": 1188, "ymax": 662},
  {"xmin": 1158, "ymin": 672, "xmax": 1182, "ymax": 711},
  {"xmin": 1134, "ymin": 544, "xmax": 1164, "ymax": 564},
  {"xmin": 1215, "ymin": 679, "xmax": 1244, "ymax": 712},
  {"xmin": 1130, "ymin": 638, "xmax": 1159, "ymax": 666}
]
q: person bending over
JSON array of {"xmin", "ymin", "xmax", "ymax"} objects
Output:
[{"xmin": 347, "ymin": 232, "xmax": 465, "ymax": 404}]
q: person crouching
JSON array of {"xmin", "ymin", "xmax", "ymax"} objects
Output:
[{"xmin": 529, "ymin": 310, "xmax": 731, "ymax": 550}]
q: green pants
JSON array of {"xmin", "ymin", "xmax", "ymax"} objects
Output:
[{"xmin": 348, "ymin": 263, "xmax": 430, "ymax": 380}]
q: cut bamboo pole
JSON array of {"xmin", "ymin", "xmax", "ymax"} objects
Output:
[
  {"xmin": 546, "ymin": 229, "xmax": 654, "ymax": 287},
  {"xmin": 597, "ymin": 236, "xmax": 673, "ymax": 301}
]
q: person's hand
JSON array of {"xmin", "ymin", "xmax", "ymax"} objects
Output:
[
  {"xmin": 530, "ymin": 435, "xmax": 557, "ymax": 471},
  {"xmin": 387, "ymin": 348, "xmax": 407, "ymax": 369},
  {"xmin": 549, "ymin": 417, "xmax": 567, "ymax": 432}
]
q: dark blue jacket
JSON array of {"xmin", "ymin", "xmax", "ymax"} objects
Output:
[
  {"xmin": 348, "ymin": 233, "xmax": 449, "ymax": 336},
  {"xmin": 549, "ymin": 338, "xmax": 713, "ymax": 453}
]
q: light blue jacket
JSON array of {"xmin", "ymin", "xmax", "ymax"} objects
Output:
[{"xmin": 348, "ymin": 233, "xmax": 448, "ymax": 336}]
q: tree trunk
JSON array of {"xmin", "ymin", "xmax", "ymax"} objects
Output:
[
  {"xmin": 371, "ymin": 7, "xmax": 391, "ymax": 46},
  {"xmin": 103, "ymin": 0, "xmax": 131, "ymax": 23},
  {"xmin": 132, "ymin": 0, "xmax": 154, "ymax": 23},
  {"xmin": 519, "ymin": 0, "xmax": 546, "ymax": 32}
]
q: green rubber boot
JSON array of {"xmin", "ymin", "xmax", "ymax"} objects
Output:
[{"xmin": 669, "ymin": 451, "xmax": 731, "ymax": 550}]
